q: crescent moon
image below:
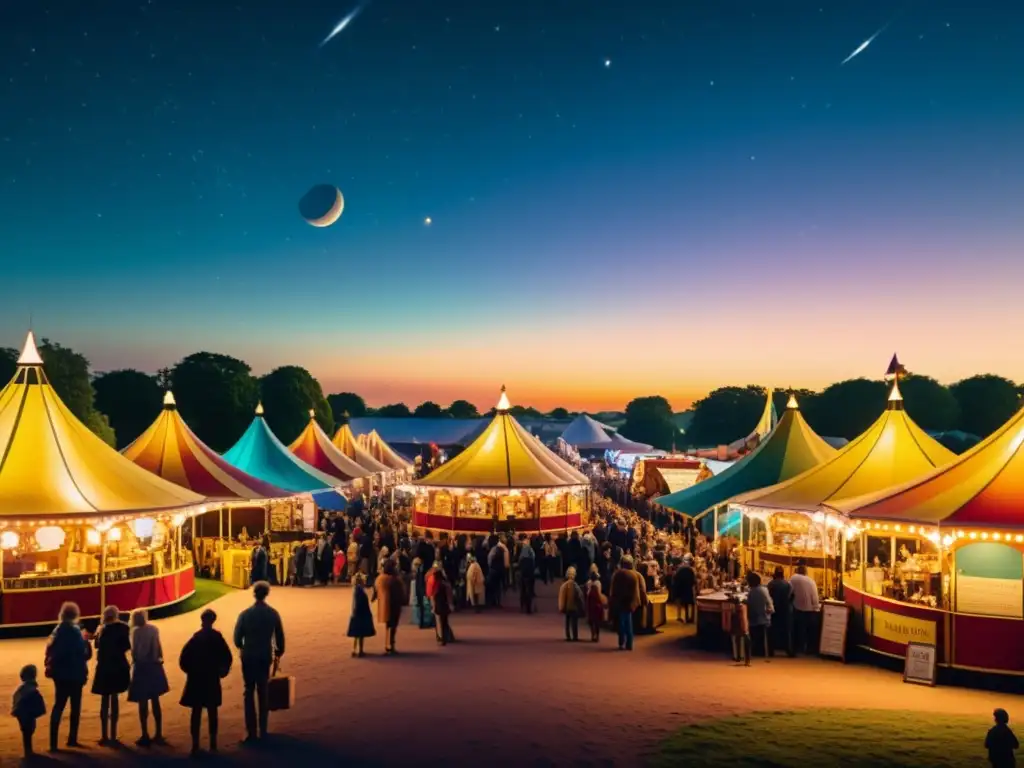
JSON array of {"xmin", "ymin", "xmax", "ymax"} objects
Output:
[{"xmin": 305, "ymin": 187, "xmax": 344, "ymax": 227}]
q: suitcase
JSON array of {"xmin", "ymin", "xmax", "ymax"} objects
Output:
[{"xmin": 267, "ymin": 661, "xmax": 295, "ymax": 712}]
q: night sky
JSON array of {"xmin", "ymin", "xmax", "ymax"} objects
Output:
[{"xmin": 1, "ymin": 1, "xmax": 1022, "ymax": 411}]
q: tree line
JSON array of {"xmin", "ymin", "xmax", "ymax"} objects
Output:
[{"xmin": 2, "ymin": 343, "xmax": 1020, "ymax": 456}]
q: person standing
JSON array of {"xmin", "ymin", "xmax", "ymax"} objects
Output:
[
  {"xmin": 127, "ymin": 609, "xmax": 169, "ymax": 747},
  {"xmin": 986, "ymin": 708, "xmax": 1019, "ymax": 768},
  {"xmin": 609, "ymin": 556, "xmax": 646, "ymax": 651},
  {"xmin": 744, "ymin": 571, "xmax": 774, "ymax": 658},
  {"xmin": 374, "ymin": 559, "xmax": 407, "ymax": 654},
  {"xmin": 585, "ymin": 574, "xmax": 606, "ymax": 642},
  {"xmin": 766, "ymin": 567, "xmax": 794, "ymax": 657},
  {"xmin": 347, "ymin": 573, "xmax": 376, "ymax": 657},
  {"xmin": 466, "ymin": 554, "xmax": 485, "ymax": 612},
  {"xmin": 12, "ymin": 664, "xmax": 46, "ymax": 759},
  {"xmin": 180, "ymin": 609, "xmax": 233, "ymax": 757},
  {"xmin": 92, "ymin": 605, "xmax": 131, "ymax": 747},
  {"xmin": 233, "ymin": 581, "xmax": 285, "ymax": 744},
  {"xmin": 672, "ymin": 555, "xmax": 697, "ymax": 623},
  {"xmin": 789, "ymin": 564, "xmax": 820, "ymax": 655},
  {"xmin": 46, "ymin": 602, "xmax": 92, "ymax": 752},
  {"xmin": 558, "ymin": 567, "xmax": 585, "ymax": 642},
  {"xmin": 431, "ymin": 566, "xmax": 455, "ymax": 646},
  {"xmin": 250, "ymin": 535, "xmax": 270, "ymax": 585},
  {"xmin": 518, "ymin": 537, "xmax": 537, "ymax": 614}
]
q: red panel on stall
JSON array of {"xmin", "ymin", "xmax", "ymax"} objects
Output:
[{"xmin": 953, "ymin": 614, "xmax": 1024, "ymax": 673}]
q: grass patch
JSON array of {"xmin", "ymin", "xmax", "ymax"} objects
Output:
[
  {"xmin": 655, "ymin": 708, "xmax": 992, "ymax": 767},
  {"xmin": 149, "ymin": 577, "xmax": 236, "ymax": 620}
]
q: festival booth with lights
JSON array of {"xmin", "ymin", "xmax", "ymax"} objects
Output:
[
  {"xmin": 357, "ymin": 429, "xmax": 414, "ymax": 478},
  {"xmin": 289, "ymin": 410, "xmax": 376, "ymax": 488},
  {"xmin": 728, "ymin": 378, "xmax": 954, "ymax": 597},
  {"xmin": 656, "ymin": 394, "xmax": 836, "ymax": 549},
  {"xmin": 122, "ymin": 392, "xmax": 305, "ymax": 588},
  {"xmin": 0, "ymin": 334, "xmax": 203, "ymax": 627},
  {"xmin": 403, "ymin": 387, "xmax": 591, "ymax": 534},
  {"xmin": 829, "ymin": 399, "xmax": 1024, "ymax": 675}
]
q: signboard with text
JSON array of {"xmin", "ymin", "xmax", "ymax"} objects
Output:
[
  {"xmin": 819, "ymin": 601, "xmax": 850, "ymax": 661},
  {"xmin": 904, "ymin": 642, "xmax": 938, "ymax": 686}
]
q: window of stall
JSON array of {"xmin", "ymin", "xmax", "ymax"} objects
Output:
[{"xmin": 864, "ymin": 534, "xmax": 891, "ymax": 596}]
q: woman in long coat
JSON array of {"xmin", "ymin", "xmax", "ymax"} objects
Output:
[
  {"xmin": 92, "ymin": 605, "xmax": 131, "ymax": 746},
  {"xmin": 347, "ymin": 572, "xmax": 376, "ymax": 657},
  {"xmin": 431, "ymin": 565, "xmax": 455, "ymax": 646},
  {"xmin": 465, "ymin": 554, "xmax": 485, "ymax": 612},
  {"xmin": 179, "ymin": 609, "xmax": 233, "ymax": 757},
  {"xmin": 373, "ymin": 559, "xmax": 406, "ymax": 654},
  {"xmin": 127, "ymin": 609, "xmax": 170, "ymax": 747}
]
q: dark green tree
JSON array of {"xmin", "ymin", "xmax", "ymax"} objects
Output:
[
  {"xmin": 414, "ymin": 401, "xmax": 445, "ymax": 418},
  {"xmin": 327, "ymin": 392, "xmax": 367, "ymax": 423},
  {"xmin": 260, "ymin": 365, "xmax": 333, "ymax": 445},
  {"xmin": 0, "ymin": 347, "xmax": 15, "ymax": 384},
  {"xmin": 803, "ymin": 378, "xmax": 887, "ymax": 439},
  {"xmin": 950, "ymin": 375, "xmax": 1021, "ymax": 439},
  {"xmin": 39, "ymin": 339, "xmax": 117, "ymax": 446},
  {"xmin": 548, "ymin": 407, "xmax": 570, "ymax": 420},
  {"xmin": 621, "ymin": 395, "xmax": 676, "ymax": 451},
  {"xmin": 376, "ymin": 403, "xmax": 412, "ymax": 417},
  {"xmin": 899, "ymin": 374, "xmax": 959, "ymax": 432},
  {"xmin": 170, "ymin": 352, "xmax": 260, "ymax": 452},
  {"xmin": 508, "ymin": 405, "xmax": 543, "ymax": 419},
  {"xmin": 686, "ymin": 385, "xmax": 767, "ymax": 447},
  {"xmin": 93, "ymin": 369, "xmax": 163, "ymax": 448},
  {"xmin": 446, "ymin": 399, "xmax": 480, "ymax": 419}
]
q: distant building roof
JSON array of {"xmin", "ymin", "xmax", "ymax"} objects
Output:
[{"xmin": 347, "ymin": 417, "xmax": 486, "ymax": 446}]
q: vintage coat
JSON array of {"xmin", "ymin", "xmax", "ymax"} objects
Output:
[
  {"xmin": 374, "ymin": 572, "xmax": 406, "ymax": 627},
  {"xmin": 179, "ymin": 628, "xmax": 233, "ymax": 709},
  {"xmin": 465, "ymin": 562, "xmax": 485, "ymax": 603},
  {"xmin": 128, "ymin": 623, "xmax": 170, "ymax": 702},
  {"xmin": 347, "ymin": 584, "xmax": 376, "ymax": 638},
  {"xmin": 609, "ymin": 569, "xmax": 646, "ymax": 616},
  {"xmin": 558, "ymin": 579, "xmax": 586, "ymax": 615},
  {"xmin": 91, "ymin": 621, "xmax": 131, "ymax": 696}
]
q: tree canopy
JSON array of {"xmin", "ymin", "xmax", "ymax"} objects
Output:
[
  {"xmin": 950, "ymin": 375, "xmax": 1021, "ymax": 439},
  {"xmin": 260, "ymin": 365, "xmax": 333, "ymax": 445},
  {"xmin": 899, "ymin": 374, "xmax": 960, "ymax": 433},
  {"xmin": 803, "ymin": 378, "xmax": 887, "ymax": 440},
  {"xmin": 446, "ymin": 399, "xmax": 480, "ymax": 419},
  {"xmin": 376, "ymin": 403, "xmax": 412, "ymax": 418},
  {"xmin": 413, "ymin": 401, "xmax": 446, "ymax": 418},
  {"xmin": 548, "ymin": 407, "xmax": 570, "ymax": 420},
  {"xmin": 170, "ymin": 352, "xmax": 259, "ymax": 453},
  {"xmin": 686, "ymin": 385, "xmax": 768, "ymax": 447},
  {"xmin": 93, "ymin": 369, "xmax": 163, "ymax": 449},
  {"xmin": 327, "ymin": 392, "xmax": 367, "ymax": 424},
  {"xmin": 621, "ymin": 395, "xmax": 675, "ymax": 451}
]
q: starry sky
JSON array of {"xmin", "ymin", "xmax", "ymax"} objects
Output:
[{"xmin": 1, "ymin": 1, "xmax": 1022, "ymax": 412}]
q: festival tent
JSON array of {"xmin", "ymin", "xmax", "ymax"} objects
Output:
[
  {"xmin": 416, "ymin": 388, "xmax": 588, "ymax": 490},
  {"xmin": 654, "ymin": 394, "xmax": 836, "ymax": 517},
  {"xmin": 288, "ymin": 411, "xmax": 373, "ymax": 483},
  {"xmin": 528, "ymin": 432, "xmax": 592, "ymax": 485},
  {"xmin": 358, "ymin": 429, "xmax": 413, "ymax": 471},
  {"xmin": 559, "ymin": 414, "xmax": 613, "ymax": 450},
  {"xmin": 832, "ymin": 400, "xmax": 1024, "ymax": 528},
  {"xmin": 605, "ymin": 432, "xmax": 654, "ymax": 454},
  {"xmin": 731, "ymin": 380, "xmax": 955, "ymax": 514},
  {"xmin": 332, "ymin": 423, "xmax": 391, "ymax": 474},
  {"xmin": 0, "ymin": 332, "xmax": 203, "ymax": 522},
  {"xmin": 124, "ymin": 391, "xmax": 291, "ymax": 500},
  {"xmin": 222, "ymin": 403, "xmax": 343, "ymax": 495}
]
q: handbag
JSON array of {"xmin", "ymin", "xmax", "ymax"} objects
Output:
[{"xmin": 266, "ymin": 658, "xmax": 295, "ymax": 712}]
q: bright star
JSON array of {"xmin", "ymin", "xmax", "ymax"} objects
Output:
[
  {"xmin": 424, "ymin": 217, "xmax": 432, "ymax": 225},
  {"xmin": 320, "ymin": 4, "xmax": 365, "ymax": 48},
  {"xmin": 604, "ymin": 59, "xmax": 611, "ymax": 68}
]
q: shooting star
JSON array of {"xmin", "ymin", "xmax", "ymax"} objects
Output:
[
  {"xmin": 320, "ymin": 4, "xmax": 365, "ymax": 48},
  {"xmin": 841, "ymin": 22, "xmax": 889, "ymax": 65}
]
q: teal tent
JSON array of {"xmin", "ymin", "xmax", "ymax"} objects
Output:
[
  {"xmin": 222, "ymin": 403, "xmax": 341, "ymax": 493},
  {"xmin": 654, "ymin": 396, "xmax": 835, "ymax": 518}
]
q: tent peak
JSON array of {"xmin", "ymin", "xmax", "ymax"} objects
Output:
[
  {"xmin": 885, "ymin": 353, "xmax": 906, "ymax": 382},
  {"xmin": 163, "ymin": 391, "xmax": 176, "ymax": 408},
  {"xmin": 17, "ymin": 330, "xmax": 43, "ymax": 366},
  {"xmin": 887, "ymin": 378, "xmax": 904, "ymax": 410},
  {"xmin": 786, "ymin": 393, "xmax": 799, "ymax": 410},
  {"xmin": 255, "ymin": 401, "xmax": 265, "ymax": 416},
  {"xmin": 496, "ymin": 385, "xmax": 511, "ymax": 412},
  {"xmin": 308, "ymin": 408, "xmax": 315, "ymax": 419}
]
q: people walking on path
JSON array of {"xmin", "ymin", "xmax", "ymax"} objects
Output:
[
  {"xmin": 233, "ymin": 581, "xmax": 285, "ymax": 744},
  {"xmin": 179, "ymin": 608, "xmax": 233, "ymax": 757},
  {"xmin": 127, "ymin": 609, "xmax": 170, "ymax": 746},
  {"xmin": 92, "ymin": 605, "xmax": 131, "ymax": 747},
  {"xmin": 558, "ymin": 567, "xmax": 585, "ymax": 642},
  {"xmin": 609, "ymin": 555, "xmax": 646, "ymax": 651},
  {"xmin": 347, "ymin": 573, "xmax": 376, "ymax": 657}
]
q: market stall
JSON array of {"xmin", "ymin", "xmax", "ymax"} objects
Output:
[
  {"xmin": 404, "ymin": 387, "xmax": 591, "ymax": 534},
  {"xmin": 0, "ymin": 333, "xmax": 202, "ymax": 627}
]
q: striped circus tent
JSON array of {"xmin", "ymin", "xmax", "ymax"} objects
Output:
[
  {"xmin": 332, "ymin": 423, "xmax": 390, "ymax": 474},
  {"xmin": 288, "ymin": 411, "xmax": 372, "ymax": 483},
  {"xmin": 358, "ymin": 429, "xmax": 413, "ymax": 471}
]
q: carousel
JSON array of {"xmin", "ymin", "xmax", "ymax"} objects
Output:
[
  {"xmin": 403, "ymin": 387, "xmax": 591, "ymax": 534},
  {"xmin": 123, "ymin": 391, "xmax": 307, "ymax": 588},
  {"xmin": 0, "ymin": 333, "xmax": 203, "ymax": 626},
  {"xmin": 833, "ymin": 397, "xmax": 1024, "ymax": 676}
]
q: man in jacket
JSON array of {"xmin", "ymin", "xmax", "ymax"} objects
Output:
[
  {"xmin": 233, "ymin": 581, "xmax": 285, "ymax": 744},
  {"xmin": 609, "ymin": 556, "xmax": 647, "ymax": 651},
  {"xmin": 766, "ymin": 567, "xmax": 794, "ymax": 657}
]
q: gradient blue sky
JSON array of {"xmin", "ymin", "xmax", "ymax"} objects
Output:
[{"xmin": 1, "ymin": 1, "xmax": 1022, "ymax": 410}]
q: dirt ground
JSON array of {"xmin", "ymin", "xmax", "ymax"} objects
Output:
[{"xmin": 0, "ymin": 582, "xmax": 1013, "ymax": 767}]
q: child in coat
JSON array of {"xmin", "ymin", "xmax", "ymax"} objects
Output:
[
  {"xmin": 585, "ymin": 574, "xmax": 607, "ymax": 642},
  {"xmin": 11, "ymin": 664, "xmax": 46, "ymax": 758},
  {"xmin": 332, "ymin": 544, "xmax": 347, "ymax": 584},
  {"xmin": 347, "ymin": 573, "xmax": 376, "ymax": 657},
  {"xmin": 986, "ymin": 708, "xmax": 1019, "ymax": 768}
]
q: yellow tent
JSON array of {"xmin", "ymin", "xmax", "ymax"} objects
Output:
[
  {"xmin": 0, "ymin": 333, "xmax": 204, "ymax": 522},
  {"xmin": 357, "ymin": 429, "xmax": 413, "ymax": 472},
  {"xmin": 731, "ymin": 379, "xmax": 955, "ymax": 514},
  {"xmin": 332, "ymin": 423, "xmax": 390, "ymax": 474},
  {"xmin": 416, "ymin": 387, "xmax": 587, "ymax": 490}
]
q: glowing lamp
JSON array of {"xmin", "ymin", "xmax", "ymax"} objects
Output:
[
  {"xmin": 0, "ymin": 530, "xmax": 20, "ymax": 550},
  {"xmin": 968, "ymin": 532, "xmax": 977, "ymax": 540},
  {"xmin": 94, "ymin": 520, "xmax": 112, "ymax": 533},
  {"xmin": 171, "ymin": 514, "xmax": 186, "ymax": 528},
  {"xmin": 981, "ymin": 532, "xmax": 989, "ymax": 540},
  {"xmin": 1016, "ymin": 535, "xmax": 1024, "ymax": 543},
  {"xmin": 132, "ymin": 518, "xmax": 155, "ymax": 539},
  {"xmin": 994, "ymin": 533, "xmax": 1002, "ymax": 541},
  {"xmin": 941, "ymin": 535, "xmax": 953, "ymax": 547},
  {"xmin": 106, "ymin": 527, "xmax": 122, "ymax": 542},
  {"xmin": 86, "ymin": 529, "xmax": 101, "ymax": 546},
  {"xmin": 34, "ymin": 526, "xmax": 66, "ymax": 552}
]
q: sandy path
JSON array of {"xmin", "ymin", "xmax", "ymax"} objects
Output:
[{"xmin": 0, "ymin": 582, "xmax": 1012, "ymax": 766}]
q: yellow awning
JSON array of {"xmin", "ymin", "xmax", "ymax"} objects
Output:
[
  {"xmin": 732, "ymin": 381, "xmax": 955, "ymax": 514},
  {"xmin": 0, "ymin": 333, "xmax": 204, "ymax": 521},
  {"xmin": 415, "ymin": 387, "xmax": 588, "ymax": 490}
]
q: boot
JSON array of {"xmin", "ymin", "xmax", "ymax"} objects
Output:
[{"xmin": 99, "ymin": 717, "xmax": 109, "ymax": 746}]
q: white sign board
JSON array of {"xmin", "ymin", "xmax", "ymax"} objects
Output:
[
  {"xmin": 819, "ymin": 602, "xmax": 850, "ymax": 661},
  {"xmin": 956, "ymin": 575, "xmax": 1023, "ymax": 619},
  {"xmin": 301, "ymin": 502, "xmax": 316, "ymax": 534},
  {"xmin": 904, "ymin": 642, "xmax": 937, "ymax": 686}
]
